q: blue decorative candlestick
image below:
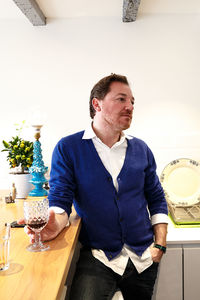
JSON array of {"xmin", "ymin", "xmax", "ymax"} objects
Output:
[{"xmin": 28, "ymin": 125, "xmax": 48, "ymax": 197}]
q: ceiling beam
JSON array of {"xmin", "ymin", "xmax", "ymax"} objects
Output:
[
  {"xmin": 123, "ymin": 0, "xmax": 141, "ymax": 22},
  {"xmin": 12, "ymin": 0, "xmax": 46, "ymax": 26}
]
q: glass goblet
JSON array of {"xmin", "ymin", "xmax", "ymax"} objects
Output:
[{"xmin": 23, "ymin": 198, "xmax": 50, "ymax": 252}]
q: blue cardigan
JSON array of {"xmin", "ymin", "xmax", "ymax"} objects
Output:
[{"xmin": 48, "ymin": 131, "xmax": 168, "ymax": 259}]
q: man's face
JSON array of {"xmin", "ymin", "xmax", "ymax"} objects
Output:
[{"xmin": 97, "ymin": 81, "xmax": 134, "ymax": 131}]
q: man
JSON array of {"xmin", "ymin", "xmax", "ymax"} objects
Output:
[{"xmin": 24, "ymin": 74, "xmax": 168, "ymax": 300}]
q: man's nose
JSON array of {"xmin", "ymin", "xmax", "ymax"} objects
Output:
[{"xmin": 125, "ymin": 100, "xmax": 134, "ymax": 111}]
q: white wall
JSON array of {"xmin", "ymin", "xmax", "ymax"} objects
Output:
[{"xmin": 0, "ymin": 13, "xmax": 199, "ymax": 189}]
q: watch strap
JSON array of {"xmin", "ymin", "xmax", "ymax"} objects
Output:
[{"xmin": 154, "ymin": 243, "xmax": 166, "ymax": 253}]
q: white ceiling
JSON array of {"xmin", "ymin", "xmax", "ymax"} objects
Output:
[{"xmin": 0, "ymin": 0, "xmax": 200, "ymax": 20}]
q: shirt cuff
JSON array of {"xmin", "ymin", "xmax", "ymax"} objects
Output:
[
  {"xmin": 50, "ymin": 206, "xmax": 65, "ymax": 214},
  {"xmin": 151, "ymin": 213, "xmax": 169, "ymax": 225},
  {"xmin": 49, "ymin": 206, "xmax": 70, "ymax": 227}
]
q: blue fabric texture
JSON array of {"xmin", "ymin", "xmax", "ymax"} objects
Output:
[{"xmin": 48, "ymin": 130, "xmax": 168, "ymax": 259}]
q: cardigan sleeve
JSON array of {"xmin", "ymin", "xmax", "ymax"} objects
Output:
[
  {"xmin": 144, "ymin": 146, "xmax": 168, "ymax": 217},
  {"xmin": 48, "ymin": 138, "xmax": 76, "ymax": 217}
]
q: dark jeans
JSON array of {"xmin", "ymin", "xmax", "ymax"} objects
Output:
[{"xmin": 68, "ymin": 247, "xmax": 159, "ymax": 300}]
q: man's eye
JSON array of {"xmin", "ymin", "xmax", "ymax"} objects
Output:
[{"xmin": 118, "ymin": 98, "xmax": 125, "ymax": 102}]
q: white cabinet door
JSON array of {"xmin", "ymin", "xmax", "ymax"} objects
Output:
[
  {"xmin": 152, "ymin": 245, "xmax": 183, "ymax": 300},
  {"xmin": 184, "ymin": 244, "xmax": 200, "ymax": 300}
]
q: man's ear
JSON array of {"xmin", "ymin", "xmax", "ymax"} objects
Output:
[{"xmin": 92, "ymin": 98, "xmax": 101, "ymax": 112}]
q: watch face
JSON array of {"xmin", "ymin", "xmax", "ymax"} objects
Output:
[{"xmin": 160, "ymin": 158, "xmax": 200, "ymax": 207}]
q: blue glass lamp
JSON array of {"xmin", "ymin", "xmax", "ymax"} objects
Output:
[{"xmin": 28, "ymin": 125, "xmax": 48, "ymax": 197}]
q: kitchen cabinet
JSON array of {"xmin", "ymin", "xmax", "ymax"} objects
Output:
[
  {"xmin": 153, "ymin": 243, "xmax": 200, "ymax": 300},
  {"xmin": 183, "ymin": 244, "xmax": 200, "ymax": 300},
  {"xmin": 152, "ymin": 245, "xmax": 183, "ymax": 300}
]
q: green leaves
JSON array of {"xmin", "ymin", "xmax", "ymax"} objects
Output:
[
  {"xmin": 2, "ymin": 140, "xmax": 9, "ymax": 149},
  {"xmin": 1, "ymin": 135, "xmax": 33, "ymax": 172}
]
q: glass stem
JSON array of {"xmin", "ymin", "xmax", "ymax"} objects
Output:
[{"xmin": 34, "ymin": 232, "xmax": 41, "ymax": 246}]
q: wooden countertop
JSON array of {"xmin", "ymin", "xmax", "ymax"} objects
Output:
[{"xmin": 0, "ymin": 200, "xmax": 81, "ymax": 300}]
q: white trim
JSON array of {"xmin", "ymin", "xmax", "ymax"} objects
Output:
[{"xmin": 151, "ymin": 213, "xmax": 169, "ymax": 225}]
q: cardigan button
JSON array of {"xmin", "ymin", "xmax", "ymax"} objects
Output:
[
  {"xmin": 109, "ymin": 254, "xmax": 113, "ymax": 259},
  {"xmin": 108, "ymin": 177, "xmax": 112, "ymax": 181}
]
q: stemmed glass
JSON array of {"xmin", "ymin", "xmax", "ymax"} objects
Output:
[{"xmin": 23, "ymin": 198, "xmax": 50, "ymax": 252}]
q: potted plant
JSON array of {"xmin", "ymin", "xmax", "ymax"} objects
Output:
[{"xmin": 1, "ymin": 121, "xmax": 34, "ymax": 198}]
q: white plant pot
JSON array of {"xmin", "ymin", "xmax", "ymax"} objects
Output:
[{"xmin": 10, "ymin": 173, "xmax": 34, "ymax": 199}]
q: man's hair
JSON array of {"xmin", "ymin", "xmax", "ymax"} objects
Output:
[{"xmin": 89, "ymin": 74, "xmax": 129, "ymax": 119}]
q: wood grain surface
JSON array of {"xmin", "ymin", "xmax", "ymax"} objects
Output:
[{"xmin": 0, "ymin": 200, "xmax": 81, "ymax": 300}]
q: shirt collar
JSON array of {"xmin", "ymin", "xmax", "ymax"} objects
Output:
[
  {"xmin": 82, "ymin": 123, "xmax": 97, "ymax": 139},
  {"xmin": 82, "ymin": 123, "xmax": 134, "ymax": 141}
]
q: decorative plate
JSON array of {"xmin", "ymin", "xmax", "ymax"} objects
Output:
[{"xmin": 160, "ymin": 158, "xmax": 200, "ymax": 206}]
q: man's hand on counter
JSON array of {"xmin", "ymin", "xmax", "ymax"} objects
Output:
[{"xmin": 18, "ymin": 210, "xmax": 69, "ymax": 243}]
